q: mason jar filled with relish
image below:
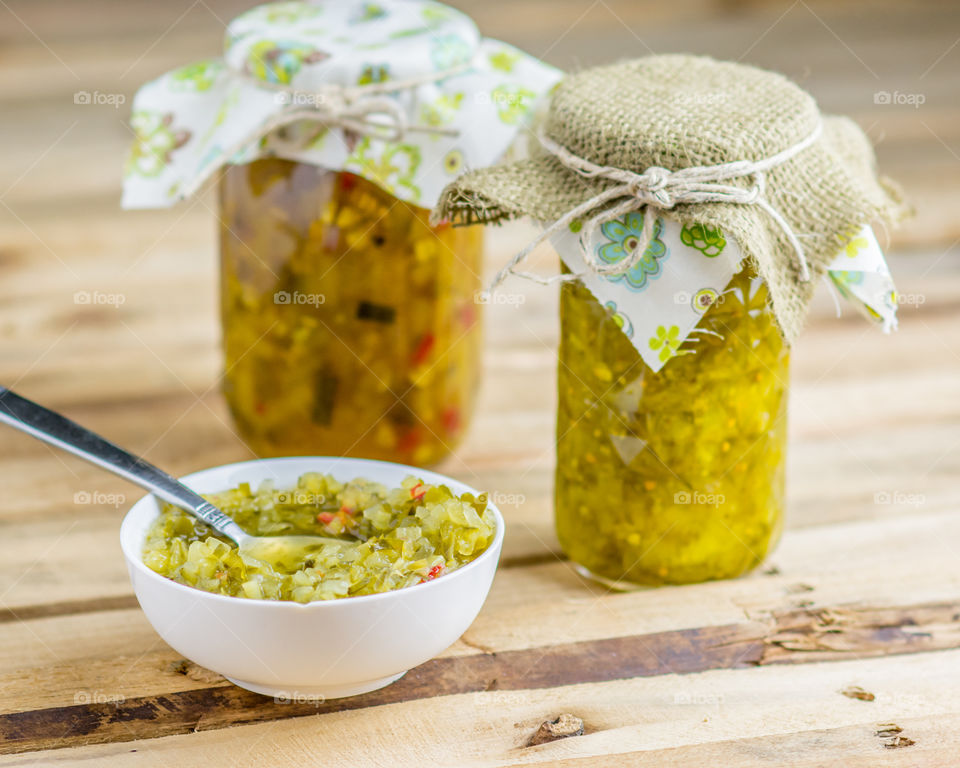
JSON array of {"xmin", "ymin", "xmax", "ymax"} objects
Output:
[
  {"xmin": 218, "ymin": 159, "xmax": 484, "ymax": 464},
  {"xmin": 555, "ymin": 265, "xmax": 789, "ymax": 584},
  {"xmin": 123, "ymin": 0, "xmax": 560, "ymax": 465},
  {"xmin": 436, "ymin": 55, "xmax": 903, "ymax": 584}
]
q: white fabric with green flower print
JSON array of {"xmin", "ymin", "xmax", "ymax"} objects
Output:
[
  {"xmin": 122, "ymin": 0, "xmax": 561, "ymax": 209},
  {"xmin": 551, "ymin": 217, "xmax": 896, "ymax": 372}
]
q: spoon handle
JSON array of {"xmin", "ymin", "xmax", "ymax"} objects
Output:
[{"xmin": 0, "ymin": 386, "xmax": 246, "ymax": 540}]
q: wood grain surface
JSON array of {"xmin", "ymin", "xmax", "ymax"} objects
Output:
[{"xmin": 1, "ymin": 0, "xmax": 959, "ymax": 765}]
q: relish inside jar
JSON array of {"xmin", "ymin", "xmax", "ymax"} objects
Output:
[
  {"xmin": 219, "ymin": 160, "xmax": 483, "ymax": 465},
  {"xmin": 555, "ymin": 267, "xmax": 789, "ymax": 586}
]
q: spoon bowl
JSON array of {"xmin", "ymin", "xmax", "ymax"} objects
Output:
[{"xmin": 237, "ymin": 533, "xmax": 353, "ymax": 570}]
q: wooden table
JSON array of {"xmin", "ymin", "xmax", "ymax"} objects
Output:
[{"xmin": 2, "ymin": 0, "xmax": 960, "ymax": 765}]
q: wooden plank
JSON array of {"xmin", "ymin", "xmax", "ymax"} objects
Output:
[
  {"xmin": 7, "ymin": 647, "xmax": 959, "ymax": 767},
  {"xmin": 3, "ymin": 503, "xmax": 960, "ymax": 745},
  {"xmin": 0, "ymin": 595, "xmax": 137, "ymax": 625},
  {"xmin": 4, "ymin": 597, "xmax": 960, "ymax": 755},
  {"xmin": 0, "ymin": 621, "xmax": 762, "ymax": 754},
  {"xmin": 498, "ymin": 716, "xmax": 955, "ymax": 767}
]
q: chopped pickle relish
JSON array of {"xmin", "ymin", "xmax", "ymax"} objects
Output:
[
  {"xmin": 219, "ymin": 160, "xmax": 483, "ymax": 466},
  {"xmin": 555, "ymin": 267, "xmax": 789, "ymax": 586},
  {"xmin": 142, "ymin": 474, "xmax": 496, "ymax": 602}
]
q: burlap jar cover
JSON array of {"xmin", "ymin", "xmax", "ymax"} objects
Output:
[{"xmin": 435, "ymin": 55, "xmax": 907, "ymax": 370}]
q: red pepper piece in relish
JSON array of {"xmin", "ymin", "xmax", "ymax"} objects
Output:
[
  {"xmin": 420, "ymin": 564, "xmax": 445, "ymax": 583},
  {"xmin": 397, "ymin": 429, "xmax": 421, "ymax": 455},
  {"xmin": 442, "ymin": 406, "xmax": 461, "ymax": 435},
  {"xmin": 411, "ymin": 333, "xmax": 435, "ymax": 366},
  {"xmin": 458, "ymin": 303, "xmax": 477, "ymax": 330}
]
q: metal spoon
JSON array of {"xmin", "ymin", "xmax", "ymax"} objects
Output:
[{"xmin": 0, "ymin": 386, "xmax": 353, "ymax": 566}]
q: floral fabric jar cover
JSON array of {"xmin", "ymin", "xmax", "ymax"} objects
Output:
[
  {"xmin": 123, "ymin": 0, "xmax": 561, "ymax": 210},
  {"xmin": 551, "ymin": 218, "xmax": 895, "ymax": 372}
]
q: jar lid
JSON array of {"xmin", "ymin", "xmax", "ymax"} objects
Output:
[
  {"xmin": 435, "ymin": 55, "xmax": 907, "ymax": 369},
  {"xmin": 122, "ymin": 0, "xmax": 560, "ymax": 209}
]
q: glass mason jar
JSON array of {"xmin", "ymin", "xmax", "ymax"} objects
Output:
[
  {"xmin": 555, "ymin": 267, "xmax": 789, "ymax": 586},
  {"xmin": 219, "ymin": 158, "xmax": 483, "ymax": 465}
]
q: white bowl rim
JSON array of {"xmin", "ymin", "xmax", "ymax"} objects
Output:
[{"xmin": 120, "ymin": 456, "xmax": 506, "ymax": 611}]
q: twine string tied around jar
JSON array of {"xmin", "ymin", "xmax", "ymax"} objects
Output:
[
  {"xmin": 484, "ymin": 120, "xmax": 824, "ymax": 298},
  {"xmin": 179, "ymin": 64, "xmax": 469, "ymax": 199},
  {"xmin": 240, "ymin": 62, "xmax": 472, "ymax": 142}
]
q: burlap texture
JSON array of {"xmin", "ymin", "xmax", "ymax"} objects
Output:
[{"xmin": 434, "ymin": 55, "xmax": 906, "ymax": 342}]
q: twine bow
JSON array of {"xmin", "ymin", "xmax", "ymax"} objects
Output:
[
  {"xmin": 272, "ymin": 92, "xmax": 413, "ymax": 143},
  {"xmin": 178, "ymin": 64, "xmax": 466, "ymax": 200},
  {"xmin": 255, "ymin": 74, "xmax": 467, "ymax": 142},
  {"xmin": 487, "ymin": 121, "xmax": 824, "ymax": 294},
  {"xmin": 242, "ymin": 60, "xmax": 474, "ymax": 142}
]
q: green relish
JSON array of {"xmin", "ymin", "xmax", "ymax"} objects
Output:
[
  {"xmin": 555, "ymin": 268, "xmax": 789, "ymax": 585},
  {"xmin": 219, "ymin": 161, "xmax": 483, "ymax": 466},
  {"xmin": 143, "ymin": 473, "xmax": 496, "ymax": 602}
]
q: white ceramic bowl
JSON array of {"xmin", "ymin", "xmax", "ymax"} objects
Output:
[{"xmin": 120, "ymin": 457, "xmax": 504, "ymax": 700}]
